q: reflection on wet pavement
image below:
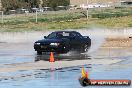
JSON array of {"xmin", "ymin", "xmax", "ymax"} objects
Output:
[
  {"xmin": 35, "ymin": 53, "xmax": 91, "ymax": 62},
  {"xmin": 0, "ymin": 65, "xmax": 92, "ymax": 84}
]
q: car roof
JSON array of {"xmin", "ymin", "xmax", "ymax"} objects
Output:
[{"xmin": 52, "ymin": 31, "xmax": 78, "ymax": 33}]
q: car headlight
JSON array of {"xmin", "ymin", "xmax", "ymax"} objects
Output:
[
  {"xmin": 50, "ymin": 43, "xmax": 60, "ymax": 46},
  {"xmin": 35, "ymin": 43, "xmax": 40, "ymax": 45}
]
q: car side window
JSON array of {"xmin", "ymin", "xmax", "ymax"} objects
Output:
[
  {"xmin": 70, "ymin": 32, "xmax": 83, "ymax": 39},
  {"xmin": 76, "ymin": 32, "xmax": 83, "ymax": 39},
  {"xmin": 70, "ymin": 33, "xmax": 77, "ymax": 37}
]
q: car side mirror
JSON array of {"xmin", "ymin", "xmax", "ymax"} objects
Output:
[{"xmin": 44, "ymin": 36, "xmax": 47, "ymax": 39}]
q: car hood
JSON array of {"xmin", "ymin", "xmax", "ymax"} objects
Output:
[{"xmin": 35, "ymin": 39, "xmax": 63, "ymax": 44}]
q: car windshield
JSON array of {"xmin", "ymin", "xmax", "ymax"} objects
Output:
[{"xmin": 47, "ymin": 32, "xmax": 71, "ymax": 39}]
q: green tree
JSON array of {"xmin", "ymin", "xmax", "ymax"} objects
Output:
[
  {"xmin": 42, "ymin": 0, "xmax": 70, "ymax": 10},
  {"xmin": 1, "ymin": 0, "xmax": 19, "ymax": 10},
  {"xmin": 1, "ymin": 0, "xmax": 40, "ymax": 11}
]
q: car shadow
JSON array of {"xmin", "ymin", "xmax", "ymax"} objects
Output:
[{"xmin": 35, "ymin": 53, "xmax": 91, "ymax": 62}]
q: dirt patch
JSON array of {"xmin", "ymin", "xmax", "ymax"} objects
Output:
[{"xmin": 102, "ymin": 37, "xmax": 132, "ymax": 47}]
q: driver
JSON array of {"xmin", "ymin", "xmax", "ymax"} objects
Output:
[{"xmin": 57, "ymin": 33, "xmax": 63, "ymax": 38}]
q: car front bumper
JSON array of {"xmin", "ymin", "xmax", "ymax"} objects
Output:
[{"xmin": 34, "ymin": 44, "xmax": 67, "ymax": 53}]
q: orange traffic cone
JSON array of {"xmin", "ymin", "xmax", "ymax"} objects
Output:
[
  {"xmin": 85, "ymin": 71, "xmax": 89, "ymax": 78},
  {"xmin": 49, "ymin": 52, "xmax": 55, "ymax": 62}
]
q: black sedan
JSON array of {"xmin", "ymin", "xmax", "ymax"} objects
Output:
[{"xmin": 34, "ymin": 31, "xmax": 91, "ymax": 55}]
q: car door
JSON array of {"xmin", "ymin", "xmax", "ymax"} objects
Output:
[{"xmin": 69, "ymin": 32, "xmax": 83, "ymax": 50}]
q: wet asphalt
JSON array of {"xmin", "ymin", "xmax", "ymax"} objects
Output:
[{"xmin": 0, "ymin": 42, "xmax": 132, "ymax": 88}]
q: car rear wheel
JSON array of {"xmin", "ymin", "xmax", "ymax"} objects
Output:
[
  {"xmin": 82, "ymin": 44, "xmax": 89, "ymax": 52},
  {"xmin": 37, "ymin": 51, "xmax": 42, "ymax": 55}
]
